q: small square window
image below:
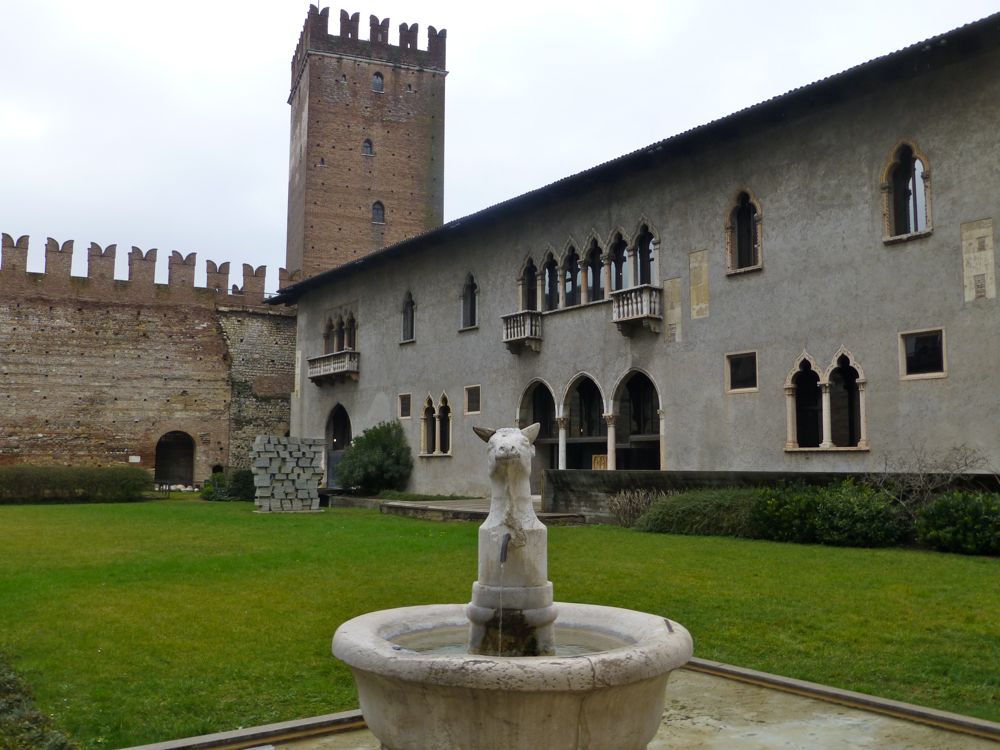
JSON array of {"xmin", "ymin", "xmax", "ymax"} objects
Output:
[
  {"xmin": 398, "ymin": 394, "xmax": 411, "ymax": 419},
  {"xmin": 464, "ymin": 385, "xmax": 481, "ymax": 415},
  {"xmin": 726, "ymin": 352, "xmax": 758, "ymax": 392},
  {"xmin": 900, "ymin": 329, "xmax": 945, "ymax": 378}
]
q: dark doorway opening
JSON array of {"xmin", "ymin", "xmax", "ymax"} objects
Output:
[
  {"xmin": 615, "ymin": 372, "xmax": 661, "ymax": 470},
  {"xmin": 155, "ymin": 431, "xmax": 195, "ymax": 486},
  {"xmin": 326, "ymin": 405, "xmax": 352, "ymax": 488}
]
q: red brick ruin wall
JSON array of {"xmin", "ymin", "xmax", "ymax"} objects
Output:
[{"xmin": 0, "ymin": 235, "xmax": 295, "ymax": 481}]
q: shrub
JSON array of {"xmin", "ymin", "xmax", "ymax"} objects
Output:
[
  {"xmin": 228, "ymin": 469, "xmax": 256, "ymax": 501},
  {"xmin": 608, "ymin": 489, "xmax": 659, "ymax": 527},
  {"xmin": 200, "ymin": 472, "xmax": 230, "ymax": 501},
  {"xmin": 917, "ymin": 491, "xmax": 1000, "ymax": 555},
  {"xmin": 199, "ymin": 469, "xmax": 256, "ymax": 502},
  {"xmin": 0, "ymin": 465, "xmax": 151, "ymax": 504},
  {"xmin": 335, "ymin": 421, "xmax": 413, "ymax": 496},
  {"xmin": 812, "ymin": 479, "xmax": 909, "ymax": 547},
  {"xmin": 635, "ymin": 488, "xmax": 756, "ymax": 537},
  {"xmin": 0, "ymin": 654, "xmax": 77, "ymax": 749},
  {"xmin": 748, "ymin": 482, "xmax": 820, "ymax": 543}
]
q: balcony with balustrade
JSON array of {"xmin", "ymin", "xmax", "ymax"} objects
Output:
[
  {"xmin": 501, "ymin": 310, "xmax": 543, "ymax": 354},
  {"xmin": 307, "ymin": 349, "xmax": 360, "ymax": 384},
  {"xmin": 610, "ymin": 284, "xmax": 662, "ymax": 335}
]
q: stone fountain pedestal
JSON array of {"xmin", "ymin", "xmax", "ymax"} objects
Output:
[{"xmin": 332, "ymin": 425, "xmax": 693, "ymax": 750}]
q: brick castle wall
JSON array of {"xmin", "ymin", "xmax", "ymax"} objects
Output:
[{"xmin": 0, "ymin": 235, "xmax": 295, "ymax": 482}]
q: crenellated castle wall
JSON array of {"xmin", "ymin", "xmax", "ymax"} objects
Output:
[{"xmin": 0, "ymin": 234, "xmax": 296, "ymax": 480}]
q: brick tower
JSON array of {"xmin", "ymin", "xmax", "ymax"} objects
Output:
[{"xmin": 286, "ymin": 6, "xmax": 447, "ymax": 280}]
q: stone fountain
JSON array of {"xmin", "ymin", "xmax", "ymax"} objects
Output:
[{"xmin": 332, "ymin": 424, "xmax": 693, "ymax": 750}]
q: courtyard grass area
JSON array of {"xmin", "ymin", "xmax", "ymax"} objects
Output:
[{"xmin": 0, "ymin": 499, "xmax": 997, "ymax": 748}]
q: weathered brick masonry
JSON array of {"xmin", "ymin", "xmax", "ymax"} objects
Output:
[{"xmin": 0, "ymin": 234, "xmax": 295, "ymax": 482}]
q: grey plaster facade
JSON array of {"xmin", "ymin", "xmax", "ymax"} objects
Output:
[{"xmin": 275, "ymin": 17, "xmax": 1000, "ymax": 497}]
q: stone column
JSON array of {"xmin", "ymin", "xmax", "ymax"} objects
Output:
[
  {"xmin": 604, "ymin": 414, "xmax": 616, "ymax": 470},
  {"xmin": 556, "ymin": 417, "xmax": 568, "ymax": 470},
  {"xmin": 434, "ymin": 412, "xmax": 442, "ymax": 455},
  {"xmin": 557, "ymin": 269, "xmax": 567, "ymax": 308},
  {"xmin": 517, "ymin": 277, "xmax": 525, "ymax": 310},
  {"xmin": 629, "ymin": 247, "xmax": 639, "ymax": 287},
  {"xmin": 536, "ymin": 273, "xmax": 545, "ymax": 312},
  {"xmin": 658, "ymin": 408, "xmax": 667, "ymax": 469},
  {"xmin": 820, "ymin": 383, "xmax": 833, "ymax": 449},
  {"xmin": 580, "ymin": 264, "xmax": 590, "ymax": 304},
  {"xmin": 857, "ymin": 381, "xmax": 869, "ymax": 449},
  {"xmin": 784, "ymin": 386, "xmax": 797, "ymax": 449},
  {"xmin": 602, "ymin": 253, "xmax": 613, "ymax": 295}
]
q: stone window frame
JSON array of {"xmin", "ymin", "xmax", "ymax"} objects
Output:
[
  {"xmin": 880, "ymin": 141, "xmax": 933, "ymax": 245},
  {"xmin": 724, "ymin": 189, "xmax": 763, "ymax": 275},
  {"xmin": 398, "ymin": 393, "xmax": 412, "ymax": 419},
  {"xmin": 419, "ymin": 393, "xmax": 453, "ymax": 457},
  {"xmin": 898, "ymin": 327, "xmax": 947, "ymax": 381},
  {"xmin": 372, "ymin": 201, "xmax": 386, "ymax": 225},
  {"xmin": 783, "ymin": 349, "xmax": 869, "ymax": 452},
  {"xmin": 371, "ymin": 72, "xmax": 385, "ymax": 93},
  {"xmin": 401, "ymin": 291, "xmax": 415, "ymax": 344},
  {"xmin": 724, "ymin": 350, "xmax": 759, "ymax": 394},
  {"xmin": 362, "ymin": 138, "xmax": 374, "ymax": 156},
  {"xmin": 460, "ymin": 273, "xmax": 479, "ymax": 331},
  {"xmin": 464, "ymin": 385, "xmax": 482, "ymax": 415}
]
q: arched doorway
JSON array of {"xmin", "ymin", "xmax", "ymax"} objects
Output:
[
  {"xmin": 517, "ymin": 381, "xmax": 557, "ymax": 492},
  {"xmin": 154, "ymin": 431, "xmax": 195, "ymax": 486},
  {"xmin": 564, "ymin": 376, "xmax": 606, "ymax": 470},
  {"xmin": 326, "ymin": 404, "xmax": 352, "ymax": 488},
  {"xmin": 614, "ymin": 371, "xmax": 661, "ymax": 469}
]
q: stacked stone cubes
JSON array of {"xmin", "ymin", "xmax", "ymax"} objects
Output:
[{"xmin": 251, "ymin": 435, "xmax": 325, "ymax": 512}]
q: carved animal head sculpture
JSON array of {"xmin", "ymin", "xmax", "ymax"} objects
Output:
[{"xmin": 473, "ymin": 424, "xmax": 540, "ymax": 479}]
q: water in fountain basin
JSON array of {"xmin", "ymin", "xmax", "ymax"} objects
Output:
[{"xmin": 392, "ymin": 623, "xmax": 633, "ymax": 656}]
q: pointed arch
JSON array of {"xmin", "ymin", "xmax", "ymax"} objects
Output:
[
  {"xmin": 607, "ymin": 230, "xmax": 631, "ymax": 291},
  {"xmin": 325, "ymin": 404, "xmax": 352, "ymax": 487},
  {"xmin": 323, "ymin": 317, "xmax": 336, "ymax": 354},
  {"xmin": 438, "ymin": 393, "xmax": 452, "ymax": 455},
  {"xmin": 631, "ymin": 221, "xmax": 658, "ymax": 286},
  {"xmin": 611, "ymin": 369, "xmax": 662, "ymax": 470},
  {"xmin": 541, "ymin": 250, "xmax": 560, "ymax": 311},
  {"xmin": 561, "ymin": 240, "xmax": 582, "ymax": 307},
  {"xmin": 401, "ymin": 291, "xmax": 415, "ymax": 342},
  {"xmin": 420, "ymin": 394, "xmax": 437, "ymax": 455},
  {"xmin": 344, "ymin": 313, "xmax": 357, "ymax": 350},
  {"xmin": 461, "ymin": 273, "xmax": 478, "ymax": 328},
  {"xmin": 517, "ymin": 379, "xmax": 558, "ymax": 491},
  {"xmin": 785, "ymin": 353, "xmax": 822, "ymax": 449},
  {"xmin": 880, "ymin": 141, "xmax": 932, "ymax": 240},
  {"xmin": 825, "ymin": 347, "xmax": 868, "ymax": 449},
  {"xmin": 582, "ymin": 236, "xmax": 605, "ymax": 303},
  {"xmin": 725, "ymin": 189, "xmax": 763, "ymax": 272},
  {"xmin": 519, "ymin": 256, "xmax": 539, "ymax": 311}
]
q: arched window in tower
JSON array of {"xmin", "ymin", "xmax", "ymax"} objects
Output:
[
  {"xmin": 634, "ymin": 226, "xmax": 655, "ymax": 285},
  {"xmin": 372, "ymin": 201, "xmax": 385, "ymax": 224},
  {"xmin": 829, "ymin": 354, "xmax": 862, "ymax": 447},
  {"xmin": 345, "ymin": 314, "xmax": 357, "ymax": 350},
  {"xmin": 585, "ymin": 241, "xmax": 604, "ymax": 302},
  {"xmin": 542, "ymin": 254, "xmax": 559, "ymax": 311},
  {"xmin": 362, "ymin": 139, "xmax": 374, "ymax": 156},
  {"xmin": 521, "ymin": 259, "xmax": 538, "ymax": 311},
  {"xmin": 372, "ymin": 72, "xmax": 384, "ymax": 92},
  {"xmin": 563, "ymin": 246, "xmax": 581, "ymax": 307},
  {"xmin": 792, "ymin": 360, "xmax": 821, "ymax": 448},
  {"xmin": 438, "ymin": 395, "xmax": 452, "ymax": 454},
  {"xmin": 887, "ymin": 143, "xmax": 930, "ymax": 237},
  {"xmin": 401, "ymin": 292, "xmax": 415, "ymax": 341},
  {"xmin": 610, "ymin": 234, "xmax": 630, "ymax": 290},
  {"xmin": 462, "ymin": 274, "xmax": 478, "ymax": 328}
]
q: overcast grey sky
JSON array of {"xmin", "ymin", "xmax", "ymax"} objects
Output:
[{"xmin": 1, "ymin": 0, "xmax": 997, "ymax": 291}]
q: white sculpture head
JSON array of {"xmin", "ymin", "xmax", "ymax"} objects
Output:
[{"xmin": 474, "ymin": 424, "xmax": 540, "ymax": 478}]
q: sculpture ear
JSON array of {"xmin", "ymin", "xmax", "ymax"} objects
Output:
[
  {"xmin": 473, "ymin": 426, "xmax": 496, "ymax": 443},
  {"xmin": 521, "ymin": 423, "xmax": 540, "ymax": 444}
]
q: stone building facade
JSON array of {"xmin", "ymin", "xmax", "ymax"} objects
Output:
[
  {"xmin": 274, "ymin": 14, "xmax": 1000, "ymax": 497},
  {"xmin": 0, "ymin": 236, "xmax": 295, "ymax": 485}
]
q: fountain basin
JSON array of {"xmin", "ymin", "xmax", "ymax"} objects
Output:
[{"xmin": 332, "ymin": 602, "xmax": 693, "ymax": 750}]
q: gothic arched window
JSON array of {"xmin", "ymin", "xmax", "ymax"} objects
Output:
[{"xmin": 727, "ymin": 191, "xmax": 762, "ymax": 272}]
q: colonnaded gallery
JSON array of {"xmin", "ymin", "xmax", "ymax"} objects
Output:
[{"xmin": 275, "ymin": 11, "xmax": 1000, "ymax": 497}]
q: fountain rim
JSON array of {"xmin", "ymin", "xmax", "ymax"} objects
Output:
[{"xmin": 332, "ymin": 601, "xmax": 692, "ymax": 692}]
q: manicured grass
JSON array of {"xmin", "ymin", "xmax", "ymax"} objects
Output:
[{"xmin": 0, "ymin": 499, "xmax": 997, "ymax": 748}]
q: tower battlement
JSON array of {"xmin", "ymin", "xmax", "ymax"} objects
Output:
[
  {"xmin": 290, "ymin": 6, "xmax": 446, "ymax": 94},
  {"xmin": 0, "ymin": 233, "xmax": 297, "ymax": 309}
]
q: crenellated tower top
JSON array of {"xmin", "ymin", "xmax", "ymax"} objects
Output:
[{"xmin": 290, "ymin": 6, "xmax": 446, "ymax": 97}]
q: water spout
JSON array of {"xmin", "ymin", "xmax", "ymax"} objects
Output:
[{"xmin": 500, "ymin": 532, "xmax": 512, "ymax": 563}]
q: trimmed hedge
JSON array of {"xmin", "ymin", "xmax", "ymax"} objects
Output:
[
  {"xmin": 917, "ymin": 491, "xmax": 1000, "ymax": 555},
  {"xmin": 0, "ymin": 654, "xmax": 77, "ymax": 749},
  {"xmin": 633, "ymin": 479, "xmax": 961, "ymax": 551},
  {"xmin": 0, "ymin": 465, "xmax": 151, "ymax": 504}
]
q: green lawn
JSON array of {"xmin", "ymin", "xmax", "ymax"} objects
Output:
[{"xmin": 0, "ymin": 498, "xmax": 997, "ymax": 748}]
